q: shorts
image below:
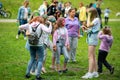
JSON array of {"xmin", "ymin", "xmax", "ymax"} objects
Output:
[{"xmin": 87, "ymin": 33, "xmax": 98, "ymax": 46}]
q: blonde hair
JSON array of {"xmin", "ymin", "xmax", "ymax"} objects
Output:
[
  {"xmin": 23, "ymin": 0, "xmax": 29, "ymax": 6},
  {"xmin": 89, "ymin": 8, "xmax": 98, "ymax": 21}
]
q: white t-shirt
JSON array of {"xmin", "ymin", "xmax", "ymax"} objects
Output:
[
  {"xmin": 38, "ymin": 4, "xmax": 47, "ymax": 16},
  {"xmin": 24, "ymin": 8, "xmax": 28, "ymax": 19}
]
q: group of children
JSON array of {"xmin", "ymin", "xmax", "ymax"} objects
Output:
[{"xmin": 17, "ymin": 0, "xmax": 114, "ymax": 80}]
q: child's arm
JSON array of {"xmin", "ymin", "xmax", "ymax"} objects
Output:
[
  {"xmin": 19, "ymin": 23, "xmax": 29, "ymax": 30},
  {"xmin": 40, "ymin": 21, "xmax": 52, "ymax": 33},
  {"xmin": 65, "ymin": 29, "xmax": 70, "ymax": 51},
  {"xmin": 87, "ymin": 13, "xmax": 94, "ymax": 28},
  {"xmin": 53, "ymin": 30, "xmax": 58, "ymax": 52}
]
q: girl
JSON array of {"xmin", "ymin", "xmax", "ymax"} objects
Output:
[
  {"xmin": 97, "ymin": 26, "xmax": 114, "ymax": 74},
  {"xmin": 16, "ymin": 0, "xmax": 31, "ymax": 40},
  {"xmin": 82, "ymin": 8, "xmax": 100, "ymax": 79},
  {"xmin": 53, "ymin": 17, "xmax": 70, "ymax": 74},
  {"xmin": 19, "ymin": 16, "xmax": 52, "ymax": 80}
]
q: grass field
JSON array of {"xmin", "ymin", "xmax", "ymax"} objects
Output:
[
  {"xmin": 0, "ymin": 21, "xmax": 120, "ymax": 80},
  {"xmin": 0, "ymin": 0, "xmax": 120, "ymax": 19}
]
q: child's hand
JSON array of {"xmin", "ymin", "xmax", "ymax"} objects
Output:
[
  {"xmin": 78, "ymin": 35, "xmax": 80, "ymax": 39},
  {"xmin": 26, "ymin": 30, "xmax": 30, "ymax": 36},
  {"xmin": 53, "ymin": 45, "xmax": 56, "ymax": 52},
  {"xmin": 67, "ymin": 45, "xmax": 70, "ymax": 51},
  {"xmin": 82, "ymin": 25, "xmax": 87, "ymax": 31}
]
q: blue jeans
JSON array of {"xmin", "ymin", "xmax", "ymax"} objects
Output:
[
  {"xmin": 56, "ymin": 43, "xmax": 69, "ymax": 64},
  {"xmin": 68, "ymin": 37, "xmax": 78, "ymax": 61},
  {"xmin": 26, "ymin": 46, "xmax": 44, "ymax": 77},
  {"xmin": 17, "ymin": 19, "xmax": 27, "ymax": 37}
]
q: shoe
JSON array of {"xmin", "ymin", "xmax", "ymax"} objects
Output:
[
  {"xmin": 110, "ymin": 67, "xmax": 114, "ymax": 74},
  {"xmin": 16, "ymin": 35, "xmax": 18, "ymax": 39},
  {"xmin": 72, "ymin": 60, "xmax": 76, "ymax": 63},
  {"xmin": 25, "ymin": 74, "xmax": 30, "ymax": 79},
  {"xmin": 98, "ymin": 72, "xmax": 103, "ymax": 74},
  {"xmin": 50, "ymin": 65, "xmax": 56, "ymax": 70},
  {"xmin": 58, "ymin": 70, "xmax": 62, "ymax": 75},
  {"xmin": 81, "ymin": 72, "xmax": 93, "ymax": 79},
  {"xmin": 92, "ymin": 72, "xmax": 99, "ymax": 78},
  {"xmin": 36, "ymin": 76, "xmax": 44, "ymax": 80},
  {"xmin": 62, "ymin": 69, "xmax": 68, "ymax": 73},
  {"xmin": 68, "ymin": 60, "xmax": 70, "ymax": 62},
  {"xmin": 30, "ymin": 71, "xmax": 36, "ymax": 75},
  {"xmin": 80, "ymin": 35, "xmax": 83, "ymax": 37},
  {"xmin": 42, "ymin": 67, "xmax": 47, "ymax": 73},
  {"xmin": 24, "ymin": 37, "xmax": 27, "ymax": 40}
]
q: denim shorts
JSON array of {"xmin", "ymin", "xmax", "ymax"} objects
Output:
[{"xmin": 87, "ymin": 33, "xmax": 98, "ymax": 46}]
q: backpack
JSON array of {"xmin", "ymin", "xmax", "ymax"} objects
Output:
[{"xmin": 28, "ymin": 24, "xmax": 42, "ymax": 45}]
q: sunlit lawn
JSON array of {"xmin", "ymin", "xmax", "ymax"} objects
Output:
[{"xmin": 0, "ymin": 21, "xmax": 120, "ymax": 80}]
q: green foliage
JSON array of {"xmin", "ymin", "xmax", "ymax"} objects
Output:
[
  {"xmin": 0, "ymin": 0, "xmax": 120, "ymax": 19},
  {"xmin": 0, "ymin": 22, "xmax": 120, "ymax": 80}
]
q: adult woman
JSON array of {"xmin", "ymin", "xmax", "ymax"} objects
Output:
[
  {"xmin": 78, "ymin": 2, "xmax": 87, "ymax": 36},
  {"xmin": 82, "ymin": 8, "xmax": 100, "ymax": 79},
  {"xmin": 19, "ymin": 16, "xmax": 52, "ymax": 80},
  {"xmin": 65, "ymin": 8, "xmax": 80, "ymax": 62},
  {"xmin": 16, "ymin": 0, "xmax": 31, "ymax": 40}
]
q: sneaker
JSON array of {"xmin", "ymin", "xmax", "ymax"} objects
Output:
[
  {"xmin": 98, "ymin": 72, "xmax": 103, "ymax": 74},
  {"xmin": 16, "ymin": 35, "xmax": 18, "ymax": 39},
  {"xmin": 92, "ymin": 72, "xmax": 99, "ymax": 78},
  {"xmin": 68, "ymin": 60, "xmax": 70, "ymax": 62},
  {"xmin": 80, "ymin": 35, "xmax": 83, "ymax": 37},
  {"xmin": 36, "ymin": 76, "xmax": 44, "ymax": 80},
  {"xmin": 25, "ymin": 74, "xmax": 30, "ymax": 79},
  {"xmin": 62, "ymin": 69, "xmax": 68, "ymax": 73},
  {"xmin": 58, "ymin": 70, "xmax": 62, "ymax": 75},
  {"xmin": 24, "ymin": 37, "xmax": 27, "ymax": 40},
  {"xmin": 42, "ymin": 67, "xmax": 47, "ymax": 73},
  {"xmin": 81, "ymin": 72, "xmax": 93, "ymax": 79},
  {"xmin": 50, "ymin": 65, "xmax": 56, "ymax": 70},
  {"xmin": 110, "ymin": 67, "xmax": 114, "ymax": 74},
  {"xmin": 30, "ymin": 71, "xmax": 36, "ymax": 75},
  {"xmin": 72, "ymin": 60, "xmax": 76, "ymax": 63}
]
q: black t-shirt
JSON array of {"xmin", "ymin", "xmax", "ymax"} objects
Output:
[{"xmin": 47, "ymin": 5, "xmax": 57, "ymax": 16}]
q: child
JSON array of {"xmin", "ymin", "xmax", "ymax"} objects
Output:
[
  {"xmin": 19, "ymin": 16, "xmax": 52, "ymax": 80},
  {"xmin": 16, "ymin": 0, "xmax": 31, "ymax": 40},
  {"xmin": 97, "ymin": 26, "xmax": 114, "ymax": 74},
  {"xmin": 53, "ymin": 17, "xmax": 70, "ymax": 74},
  {"xmin": 104, "ymin": 8, "xmax": 110, "ymax": 25},
  {"xmin": 82, "ymin": 8, "xmax": 100, "ymax": 79}
]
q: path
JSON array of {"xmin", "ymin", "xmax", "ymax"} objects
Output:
[{"xmin": 0, "ymin": 19, "xmax": 120, "ymax": 23}]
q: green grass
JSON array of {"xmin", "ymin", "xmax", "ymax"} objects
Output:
[
  {"xmin": 0, "ymin": 0, "xmax": 120, "ymax": 19},
  {"xmin": 0, "ymin": 22, "xmax": 120, "ymax": 80}
]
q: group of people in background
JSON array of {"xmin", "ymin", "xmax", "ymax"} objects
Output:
[{"xmin": 16, "ymin": 0, "xmax": 114, "ymax": 80}]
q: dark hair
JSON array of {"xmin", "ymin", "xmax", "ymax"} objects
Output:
[
  {"xmin": 103, "ymin": 26, "xmax": 112, "ymax": 36},
  {"xmin": 68, "ymin": 8, "xmax": 75, "ymax": 13},
  {"xmin": 89, "ymin": 3, "xmax": 93, "ymax": 8}
]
